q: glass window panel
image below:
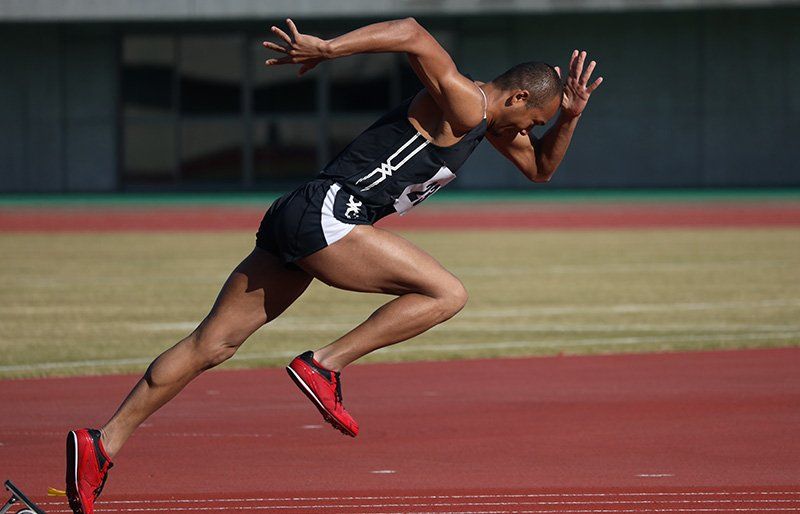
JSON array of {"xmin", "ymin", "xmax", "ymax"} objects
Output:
[
  {"xmin": 123, "ymin": 122, "xmax": 175, "ymax": 183},
  {"xmin": 252, "ymin": 39, "xmax": 317, "ymax": 114},
  {"xmin": 179, "ymin": 36, "xmax": 242, "ymax": 115},
  {"xmin": 253, "ymin": 119, "xmax": 318, "ymax": 180},
  {"xmin": 122, "ymin": 36, "xmax": 175, "ymax": 117},
  {"xmin": 180, "ymin": 121, "xmax": 243, "ymax": 182},
  {"xmin": 328, "ymin": 118, "xmax": 373, "ymax": 159},
  {"xmin": 330, "ymin": 54, "xmax": 394, "ymax": 113}
]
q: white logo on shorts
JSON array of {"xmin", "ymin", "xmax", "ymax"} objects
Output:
[{"xmin": 345, "ymin": 195, "xmax": 363, "ymax": 219}]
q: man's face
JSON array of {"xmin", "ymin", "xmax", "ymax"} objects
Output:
[{"xmin": 491, "ymin": 91, "xmax": 561, "ymax": 137}]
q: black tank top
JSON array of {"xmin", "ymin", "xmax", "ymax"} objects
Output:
[{"xmin": 318, "ymin": 88, "xmax": 488, "ymax": 220}]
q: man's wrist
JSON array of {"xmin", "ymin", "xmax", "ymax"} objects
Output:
[{"xmin": 321, "ymin": 39, "xmax": 336, "ymax": 60}]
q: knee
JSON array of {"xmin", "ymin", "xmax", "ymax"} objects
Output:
[
  {"xmin": 434, "ymin": 278, "xmax": 469, "ymax": 322},
  {"xmin": 190, "ymin": 329, "xmax": 246, "ymax": 369}
]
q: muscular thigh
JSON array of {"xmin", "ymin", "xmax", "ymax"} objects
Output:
[
  {"xmin": 297, "ymin": 225, "xmax": 460, "ymax": 297},
  {"xmin": 198, "ymin": 248, "xmax": 312, "ymax": 344}
]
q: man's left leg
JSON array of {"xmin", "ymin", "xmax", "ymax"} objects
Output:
[{"xmin": 286, "ymin": 225, "xmax": 467, "ymax": 436}]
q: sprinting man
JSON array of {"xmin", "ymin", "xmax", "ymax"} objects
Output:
[{"xmin": 65, "ymin": 17, "xmax": 602, "ymax": 513}]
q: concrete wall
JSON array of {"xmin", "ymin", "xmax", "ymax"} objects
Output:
[
  {"xmin": 458, "ymin": 8, "xmax": 800, "ymax": 188},
  {"xmin": 1, "ymin": 0, "xmax": 797, "ymax": 21},
  {"xmin": 1, "ymin": 7, "xmax": 798, "ymax": 192},
  {"xmin": 0, "ymin": 26, "xmax": 117, "ymax": 192}
]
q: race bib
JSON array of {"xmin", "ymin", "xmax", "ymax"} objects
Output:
[{"xmin": 394, "ymin": 166, "xmax": 456, "ymax": 215}]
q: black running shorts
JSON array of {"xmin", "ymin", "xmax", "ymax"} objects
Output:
[{"xmin": 255, "ymin": 179, "xmax": 374, "ymax": 265}]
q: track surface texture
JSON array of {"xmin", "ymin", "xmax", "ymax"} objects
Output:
[
  {"xmin": 2, "ymin": 201, "xmax": 800, "ymax": 231},
  {"xmin": 1, "ymin": 348, "xmax": 799, "ymax": 512}
]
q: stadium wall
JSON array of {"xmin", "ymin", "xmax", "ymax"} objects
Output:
[{"xmin": 0, "ymin": 6, "xmax": 798, "ymax": 192}]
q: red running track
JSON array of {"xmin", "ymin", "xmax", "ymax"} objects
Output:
[
  {"xmin": 1, "ymin": 202, "xmax": 800, "ymax": 231},
  {"xmin": 1, "ymin": 348, "xmax": 799, "ymax": 512}
]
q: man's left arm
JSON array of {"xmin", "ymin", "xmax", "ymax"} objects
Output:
[{"xmin": 488, "ymin": 50, "xmax": 603, "ymax": 182}]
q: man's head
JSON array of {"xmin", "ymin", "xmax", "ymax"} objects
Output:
[{"xmin": 488, "ymin": 61, "xmax": 563, "ymax": 136}]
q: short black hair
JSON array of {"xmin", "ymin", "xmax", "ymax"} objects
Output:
[{"xmin": 492, "ymin": 62, "xmax": 562, "ymax": 107}]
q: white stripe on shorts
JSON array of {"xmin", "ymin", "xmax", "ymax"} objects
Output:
[{"xmin": 320, "ymin": 183, "xmax": 357, "ymax": 246}]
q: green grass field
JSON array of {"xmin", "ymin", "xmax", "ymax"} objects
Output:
[{"xmin": 1, "ymin": 228, "xmax": 798, "ymax": 378}]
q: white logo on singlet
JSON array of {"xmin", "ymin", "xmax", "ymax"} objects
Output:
[
  {"xmin": 355, "ymin": 134, "xmax": 430, "ymax": 192},
  {"xmin": 345, "ymin": 195, "xmax": 363, "ymax": 219}
]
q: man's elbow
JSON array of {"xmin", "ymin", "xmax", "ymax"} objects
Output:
[
  {"xmin": 522, "ymin": 161, "xmax": 552, "ymax": 183},
  {"xmin": 400, "ymin": 17, "xmax": 423, "ymax": 38}
]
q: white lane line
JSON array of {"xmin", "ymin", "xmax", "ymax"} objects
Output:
[
  {"xmin": 3, "ymin": 330, "xmax": 799, "ymax": 373},
  {"xmin": 36, "ymin": 492, "xmax": 800, "ymax": 507},
  {"xmin": 460, "ymin": 299, "xmax": 800, "ymax": 318},
  {"xmin": 0, "ymin": 430, "xmax": 265, "ymax": 438},
  {"xmin": 378, "ymin": 331, "xmax": 800, "ymax": 354},
  {"xmin": 637, "ymin": 474, "xmax": 674, "ymax": 477},
  {"xmin": 370, "ymin": 470, "xmax": 397, "ymax": 474},
  {"xmin": 429, "ymin": 324, "xmax": 800, "ymax": 334},
  {"xmin": 132, "ymin": 321, "xmax": 800, "ymax": 333},
  {"xmin": 4, "ymin": 298, "xmax": 798, "ymax": 320},
  {"xmin": 0, "ymin": 357, "xmax": 168, "ymax": 372},
  {"xmin": 450, "ymin": 259, "xmax": 794, "ymax": 276},
  {"xmin": 545, "ymin": 260, "xmax": 795, "ymax": 274},
  {"xmin": 41, "ymin": 504, "xmax": 800, "ymax": 513}
]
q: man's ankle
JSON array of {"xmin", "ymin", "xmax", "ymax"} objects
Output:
[
  {"xmin": 99, "ymin": 427, "xmax": 117, "ymax": 459},
  {"xmin": 312, "ymin": 351, "xmax": 341, "ymax": 373}
]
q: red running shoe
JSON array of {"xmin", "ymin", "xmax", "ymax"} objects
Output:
[
  {"xmin": 66, "ymin": 428, "xmax": 113, "ymax": 514},
  {"xmin": 286, "ymin": 351, "xmax": 359, "ymax": 437}
]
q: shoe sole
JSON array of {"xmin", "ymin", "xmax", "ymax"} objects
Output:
[
  {"xmin": 65, "ymin": 431, "xmax": 84, "ymax": 514},
  {"xmin": 286, "ymin": 365, "xmax": 356, "ymax": 437}
]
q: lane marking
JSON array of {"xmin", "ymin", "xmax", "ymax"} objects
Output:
[
  {"xmin": 378, "ymin": 332, "xmax": 800, "ymax": 355},
  {"xmin": 370, "ymin": 470, "xmax": 396, "ymax": 474},
  {"xmin": 3, "ymin": 330, "xmax": 799, "ymax": 373},
  {"xmin": 637, "ymin": 474, "xmax": 674, "ymax": 478},
  {"xmin": 0, "ymin": 430, "xmax": 265, "ymax": 439},
  {"xmin": 460, "ymin": 299, "xmax": 800, "ymax": 318},
  {"xmin": 40, "ymin": 504, "xmax": 800, "ymax": 513},
  {"xmin": 134, "ymin": 321, "xmax": 800, "ymax": 333},
  {"xmin": 36, "ymin": 492, "xmax": 800, "ymax": 507},
  {"xmin": 3, "ymin": 298, "xmax": 798, "ymax": 320}
]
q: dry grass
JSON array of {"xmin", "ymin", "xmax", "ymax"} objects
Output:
[{"xmin": 1, "ymin": 229, "xmax": 798, "ymax": 378}]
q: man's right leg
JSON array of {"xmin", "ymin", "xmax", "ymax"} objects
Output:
[{"xmin": 99, "ymin": 248, "xmax": 312, "ymax": 458}]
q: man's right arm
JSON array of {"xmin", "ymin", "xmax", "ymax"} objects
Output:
[{"xmin": 264, "ymin": 18, "xmax": 484, "ymax": 132}]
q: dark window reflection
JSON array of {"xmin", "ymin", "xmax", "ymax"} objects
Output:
[
  {"xmin": 330, "ymin": 54, "xmax": 393, "ymax": 112},
  {"xmin": 124, "ymin": 122, "xmax": 175, "ymax": 183},
  {"xmin": 180, "ymin": 36, "xmax": 242, "ymax": 115},
  {"xmin": 253, "ymin": 119, "xmax": 318, "ymax": 180},
  {"xmin": 253, "ymin": 39, "xmax": 317, "ymax": 114},
  {"xmin": 180, "ymin": 121, "xmax": 243, "ymax": 181},
  {"xmin": 122, "ymin": 37, "xmax": 175, "ymax": 117},
  {"xmin": 120, "ymin": 29, "xmax": 457, "ymax": 188}
]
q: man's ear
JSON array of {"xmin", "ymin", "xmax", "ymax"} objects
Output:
[{"xmin": 514, "ymin": 90, "xmax": 530, "ymax": 105}]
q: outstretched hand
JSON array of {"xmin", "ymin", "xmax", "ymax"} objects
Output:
[
  {"xmin": 263, "ymin": 19, "xmax": 329, "ymax": 76},
  {"xmin": 557, "ymin": 50, "xmax": 603, "ymax": 118}
]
